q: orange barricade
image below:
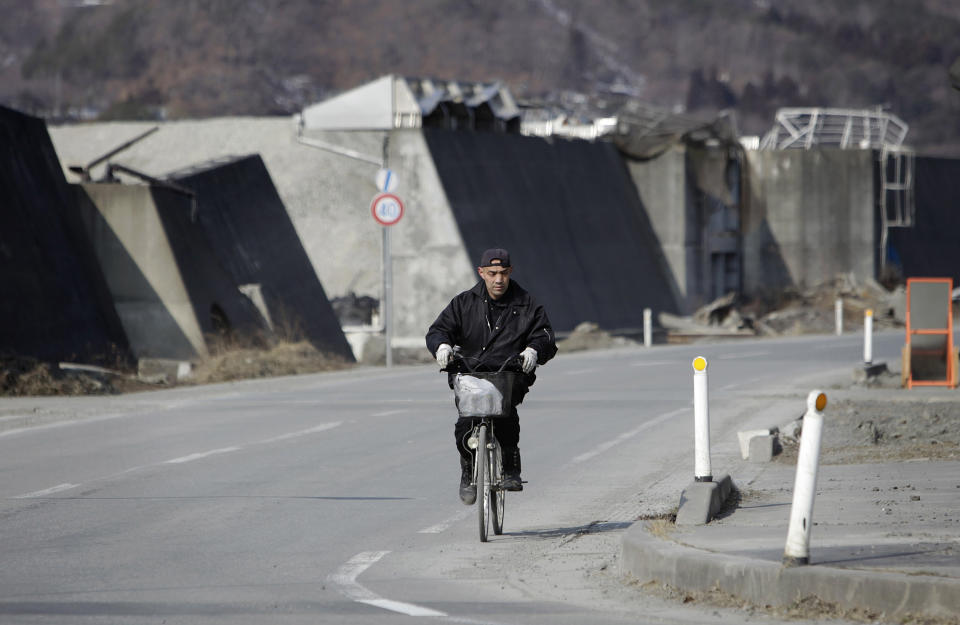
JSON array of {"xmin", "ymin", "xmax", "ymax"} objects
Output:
[{"xmin": 904, "ymin": 277, "xmax": 956, "ymax": 389}]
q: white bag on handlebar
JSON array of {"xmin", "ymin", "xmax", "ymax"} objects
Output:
[{"xmin": 453, "ymin": 374, "xmax": 503, "ymax": 417}]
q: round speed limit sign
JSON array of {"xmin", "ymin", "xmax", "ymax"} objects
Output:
[{"xmin": 370, "ymin": 192, "xmax": 404, "ymax": 226}]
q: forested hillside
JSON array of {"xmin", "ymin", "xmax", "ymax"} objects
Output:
[{"xmin": 2, "ymin": 0, "xmax": 959, "ymax": 153}]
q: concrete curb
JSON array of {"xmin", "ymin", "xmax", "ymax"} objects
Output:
[{"xmin": 621, "ymin": 521, "xmax": 960, "ymax": 619}]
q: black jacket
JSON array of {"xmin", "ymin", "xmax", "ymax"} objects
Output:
[{"xmin": 425, "ymin": 280, "xmax": 558, "ymax": 379}]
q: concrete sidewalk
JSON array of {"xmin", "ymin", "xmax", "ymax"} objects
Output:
[{"xmin": 622, "ymin": 456, "xmax": 960, "ymax": 620}]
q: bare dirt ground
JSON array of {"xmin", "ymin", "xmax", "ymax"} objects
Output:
[{"xmin": 775, "ymin": 394, "xmax": 960, "ymax": 466}]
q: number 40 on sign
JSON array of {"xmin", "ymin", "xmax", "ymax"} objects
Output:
[{"xmin": 371, "ymin": 192, "xmax": 404, "ymax": 226}]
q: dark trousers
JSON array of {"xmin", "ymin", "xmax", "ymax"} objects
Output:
[{"xmin": 455, "ymin": 407, "xmax": 519, "ymax": 462}]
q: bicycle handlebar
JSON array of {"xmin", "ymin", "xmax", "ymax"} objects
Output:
[{"xmin": 441, "ymin": 352, "xmax": 523, "ymax": 374}]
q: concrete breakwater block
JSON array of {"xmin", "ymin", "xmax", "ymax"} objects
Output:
[
  {"xmin": 748, "ymin": 434, "xmax": 776, "ymax": 463},
  {"xmin": 738, "ymin": 428, "xmax": 780, "ymax": 462}
]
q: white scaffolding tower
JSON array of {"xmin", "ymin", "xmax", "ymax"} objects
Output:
[{"xmin": 761, "ymin": 107, "xmax": 914, "ymax": 273}]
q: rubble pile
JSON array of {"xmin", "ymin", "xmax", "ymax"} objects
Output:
[
  {"xmin": 660, "ymin": 274, "xmax": 907, "ymax": 341},
  {"xmin": 557, "ymin": 321, "xmax": 637, "ymax": 352}
]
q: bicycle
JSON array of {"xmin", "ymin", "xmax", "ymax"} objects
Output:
[{"xmin": 443, "ymin": 354, "xmax": 523, "ymax": 542}]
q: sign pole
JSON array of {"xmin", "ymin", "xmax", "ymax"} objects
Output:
[
  {"xmin": 382, "ymin": 137, "xmax": 392, "ymax": 369},
  {"xmin": 372, "ymin": 136, "xmax": 403, "ymax": 369},
  {"xmin": 383, "ymin": 225, "xmax": 393, "ymax": 368}
]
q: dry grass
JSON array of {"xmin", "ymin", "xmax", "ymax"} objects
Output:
[
  {"xmin": 644, "ymin": 518, "xmax": 676, "ymax": 540},
  {"xmin": 1, "ymin": 333, "xmax": 353, "ymax": 396},
  {"xmin": 0, "ymin": 355, "xmax": 153, "ymax": 396},
  {"xmin": 188, "ymin": 340, "xmax": 352, "ymax": 385}
]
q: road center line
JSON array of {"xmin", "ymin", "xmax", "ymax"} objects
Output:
[
  {"xmin": 371, "ymin": 409, "xmax": 407, "ymax": 417},
  {"xmin": 572, "ymin": 407, "xmax": 687, "ymax": 464},
  {"xmin": 261, "ymin": 422, "xmax": 342, "ymax": 443},
  {"xmin": 717, "ymin": 350, "xmax": 769, "ymax": 360},
  {"xmin": 164, "ymin": 422, "xmax": 344, "ymax": 464},
  {"xmin": 14, "ymin": 422, "xmax": 343, "ymax": 498},
  {"xmin": 164, "ymin": 447, "xmax": 242, "ymax": 464},
  {"xmin": 331, "ymin": 551, "xmax": 446, "ymax": 617},
  {"xmin": 14, "ymin": 483, "xmax": 80, "ymax": 499},
  {"xmin": 418, "ymin": 509, "xmax": 471, "ymax": 534}
]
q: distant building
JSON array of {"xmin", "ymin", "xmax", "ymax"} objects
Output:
[{"xmin": 298, "ymin": 74, "xmax": 521, "ymax": 133}]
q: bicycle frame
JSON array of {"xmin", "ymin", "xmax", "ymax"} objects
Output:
[
  {"xmin": 443, "ymin": 353, "xmax": 519, "ymax": 541},
  {"xmin": 468, "ymin": 417, "xmax": 505, "ymax": 541}
]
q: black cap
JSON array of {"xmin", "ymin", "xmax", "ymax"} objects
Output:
[{"xmin": 479, "ymin": 248, "xmax": 510, "ymax": 267}]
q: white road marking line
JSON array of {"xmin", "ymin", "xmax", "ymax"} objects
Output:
[
  {"xmin": 573, "ymin": 407, "xmax": 687, "ymax": 464},
  {"xmin": 358, "ymin": 598, "xmax": 446, "ymax": 617},
  {"xmin": 331, "ymin": 551, "xmax": 446, "ymax": 617},
  {"xmin": 165, "ymin": 422, "xmax": 343, "ymax": 464},
  {"xmin": 13, "ymin": 422, "xmax": 343, "ymax": 499},
  {"xmin": 14, "ymin": 483, "xmax": 80, "ymax": 499},
  {"xmin": 164, "ymin": 447, "xmax": 242, "ymax": 464},
  {"xmin": 418, "ymin": 509, "xmax": 471, "ymax": 534},
  {"xmin": 261, "ymin": 422, "xmax": 342, "ymax": 443},
  {"xmin": 371, "ymin": 409, "xmax": 407, "ymax": 417},
  {"xmin": 717, "ymin": 351, "xmax": 769, "ymax": 360}
]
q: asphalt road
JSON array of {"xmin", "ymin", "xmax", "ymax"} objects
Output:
[{"xmin": 0, "ymin": 331, "xmax": 906, "ymax": 624}]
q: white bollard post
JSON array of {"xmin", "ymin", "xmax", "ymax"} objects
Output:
[
  {"xmin": 783, "ymin": 390, "xmax": 827, "ymax": 566},
  {"xmin": 643, "ymin": 308, "xmax": 652, "ymax": 348},
  {"xmin": 863, "ymin": 309, "xmax": 873, "ymax": 365},
  {"xmin": 692, "ymin": 357, "xmax": 711, "ymax": 482},
  {"xmin": 834, "ymin": 298, "xmax": 843, "ymax": 336}
]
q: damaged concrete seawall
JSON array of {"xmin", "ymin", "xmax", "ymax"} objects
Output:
[
  {"xmin": 742, "ymin": 148, "xmax": 876, "ymax": 296},
  {"xmin": 424, "ymin": 128, "xmax": 681, "ymax": 332},
  {"xmin": 73, "ymin": 183, "xmax": 269, "ymax": 360},
  {"xmin": 170, "ymin": 155, "xmax": 356, "ymax": 362},
  {"xmin": 623, "ymin": 145, "xmax": 711, "ymax": 316},
  {"xmin": 626, "ymin": 145, "xmax": 879, "ymax": 315},
  {"xmin": 51, "ymin": 120, "xmax": 685, "ymax": 346},
  {"xmin": 0, "ymin": 105, "xmax": 129, "ymax": 364},
  {"xmin": 49, "ymin": 120, "xmax": 478, "ymax": 352}
]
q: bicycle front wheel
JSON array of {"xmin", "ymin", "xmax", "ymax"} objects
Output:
[
  {"xmin": 490, "ymin": 441, "xmax": 505, "ymax": 535},
  {"xmin": 477, "ymin": 424, "xmax": 489, "ymax": 542}
]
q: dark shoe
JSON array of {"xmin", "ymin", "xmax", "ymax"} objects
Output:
[
  {"xmin": 502, "ymin": 447, "xmax": 523, "ymax": 491},
  {"xmin": 459, "ymin": 456, "xmax": 476, "ymax": 505},
  {"xmin": 502, "ymin": 472, "xmax": 523, "ymax": 491}
]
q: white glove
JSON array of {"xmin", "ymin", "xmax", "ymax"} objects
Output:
[
  {"xmin": 436, "ymin": 344, "xmax": 453, "ymax": 368},
  {"xmin": 520, "ymin": 346, "xmax": 538, "ymax": 374}
]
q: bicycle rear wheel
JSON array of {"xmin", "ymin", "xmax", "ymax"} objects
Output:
[
  {"xmin": 477, "ymin": 424, "xmax": 489, "ymax": 542},
  {"xmin": 490, "ymin": 441, "xmax": 505, "ymax": 535}
]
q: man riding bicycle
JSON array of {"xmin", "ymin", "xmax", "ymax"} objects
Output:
[{"xmin": 426, "ymin": 248, "xmax": 557, "ymax": 504}]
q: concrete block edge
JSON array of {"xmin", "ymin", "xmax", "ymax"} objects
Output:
[
  {"xmin": 675, "ymin": 474, "xmax": 734, "ymax": 526},
  {"xmin": 620, "ymin": 521, "xmax": 960, "ymax": 619}
]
